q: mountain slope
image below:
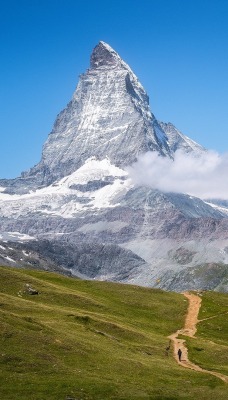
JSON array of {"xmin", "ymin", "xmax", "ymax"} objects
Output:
[{"xmin": 159, "ymin": 121, "xmax": 206, "ymax": 154}]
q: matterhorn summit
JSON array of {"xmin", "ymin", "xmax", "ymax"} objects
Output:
[
  {"xmin": 1, "ymin": 41, "xmax": 203, "ymax": 192},
  {"xmin": 0, "ymin": 42, "xmax": 227, "ymax": 292},
  {"xmin": 23, "ymin": 41, "xmax": 171, "ymax": 188}
]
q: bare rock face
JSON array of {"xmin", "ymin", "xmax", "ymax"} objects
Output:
[
  {"xmin": 0, "ymin": 41, "xmax": 227, "ymax": 292},
  {"xmin": 90, "ymin": 41, "xmax": 121, "ymax": 68}
]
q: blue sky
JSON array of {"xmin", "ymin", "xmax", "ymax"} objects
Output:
[{"xmin": 1, "ymin": 0, "xmax": 228, "ymax": 178}]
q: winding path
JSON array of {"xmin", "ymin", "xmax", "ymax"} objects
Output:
[{"xmin": 168, "ymin": 292, "xmax": 228, "ymax": 383}]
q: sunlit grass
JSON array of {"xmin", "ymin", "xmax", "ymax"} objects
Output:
[
  {"xmin": 0, "ymin": 267, "xmax": 227, "ymax": 399},
  {"xmin": 186, "ymin": 290, "xmax": 228, "ymax": 377}
]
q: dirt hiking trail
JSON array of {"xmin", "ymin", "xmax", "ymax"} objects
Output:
[{"xmin": 168, "ymin": 292, "xmax": 228, "ymax": 383}]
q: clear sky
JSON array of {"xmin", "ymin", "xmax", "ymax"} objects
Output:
[{"xmin": 1, "ymin": 0, "xmax": 228, "ymax": 178}]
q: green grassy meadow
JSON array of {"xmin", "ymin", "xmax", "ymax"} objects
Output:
[
  {"xmin": 186, "ymin": 291, "xmax": 228, "ymax": 377},
  {"xmin": 0, "ymin": 266, "xmax": 227, "ymax": 399}
]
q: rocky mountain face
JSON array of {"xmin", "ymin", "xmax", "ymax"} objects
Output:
[
  {"xmin": 0, "ymin": 41, "xmax": 227, "ymax": 292},
  {"xmin": 0, "ymin": 42, "xmax": 204, "ymax": 194}
]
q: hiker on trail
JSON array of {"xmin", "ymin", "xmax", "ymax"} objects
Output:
[{"xmin": 178, "ymin": 348, "xmax": 182, "ymax": 361}]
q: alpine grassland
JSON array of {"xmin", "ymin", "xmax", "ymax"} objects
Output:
[
  {"xmin": 185, "ymin": 291, "xmax": 228, "ymax": 377},
  {"xmin": 0, "ymin": 266, "xmax": 227, "ymax": 399}
]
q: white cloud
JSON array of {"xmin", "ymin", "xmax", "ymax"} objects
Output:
[{"xmin": 127, "ymin": 150, "xmax": 228, "ymax": 199}]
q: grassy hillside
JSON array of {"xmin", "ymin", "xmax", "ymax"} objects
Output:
[
  {"xmin": 0, "ymin": 266, "xmax": 227, "ymax": 399},
  {"xmin": 186, "ymin": 291, "xmax": 228, "ymax": 377}
]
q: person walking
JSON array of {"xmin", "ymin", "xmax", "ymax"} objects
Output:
[{"xmin": 178, "ymin": 348, "xmax": 182, "ymax": 361}]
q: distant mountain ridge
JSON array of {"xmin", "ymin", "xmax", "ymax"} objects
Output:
[{"xmin": 0, "ymin": 41, "xmax": 227, "ymax": 291}]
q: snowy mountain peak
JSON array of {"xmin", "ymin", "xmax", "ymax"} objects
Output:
[
  {"xmin": 90, "ymin": 41, "xmax": 121, "ymax": 69},
  {"xmin": 22, "ymin": 41, "xmax": 171, "ymax": 186},
  {"xmin": 90, "ymin": 41, "xmax": 145, "ymax": 91},
  {"xmin": 0, "ymin": 42, "xmax": 204, "ymax": 193}
]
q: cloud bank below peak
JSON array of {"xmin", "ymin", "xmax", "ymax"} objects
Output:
[{"xmin": 127, "ymin": 150, "xmax": 228, "ymax": 200}]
